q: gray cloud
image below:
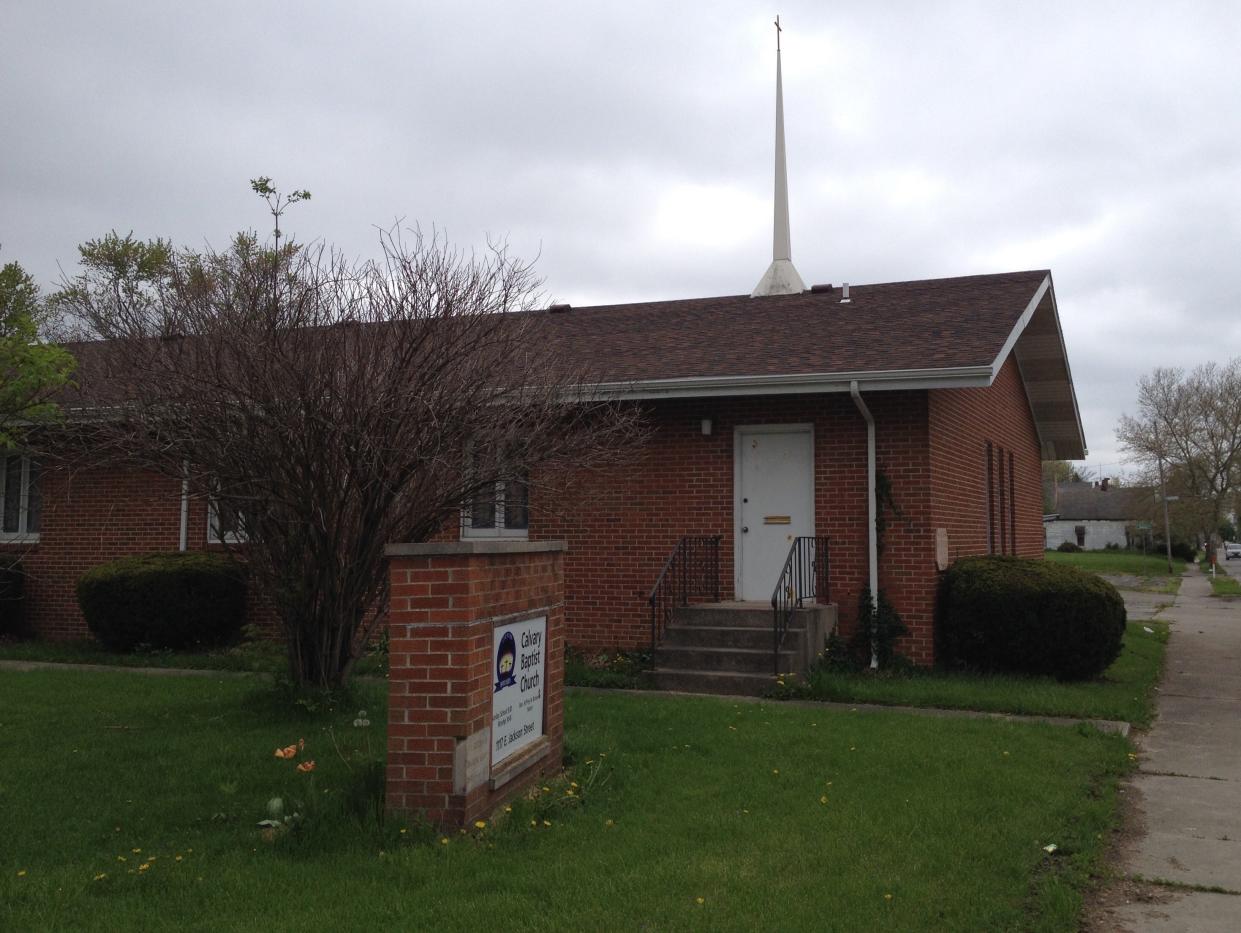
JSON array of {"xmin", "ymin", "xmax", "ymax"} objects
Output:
[{"xmin": 4, "ymin": 0, "xmax": 1240, "ymax": 473}]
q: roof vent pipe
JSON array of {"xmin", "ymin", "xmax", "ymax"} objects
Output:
[{"xmin": 840, "ymin": 283, "xmax": 850, "ymax": 304}]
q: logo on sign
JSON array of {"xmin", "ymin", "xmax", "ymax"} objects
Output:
[{"xmin": 495, "ymin": 631, "xmax": 517, "ymax": 691}]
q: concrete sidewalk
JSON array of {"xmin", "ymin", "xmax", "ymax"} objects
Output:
[{"xmin": 1100, "ymin": 567, "xmax": 1241, "ymax": 931}]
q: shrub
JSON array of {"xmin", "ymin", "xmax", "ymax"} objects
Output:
[
  {"xmin": 78, "ymin": 552, "xmax": 246, "ymax": 651},
  {"xmin": 1056, "ymin": 541, "xmax": 1082, "ymax": 553},
  {"xmin": 1169, "ymin": 541, "xmax": 1196, "ymax": 563},
  {"xmin": 0, "ymin": 560, "xmax": 23, "ymax": 636},
  {"xmin": 938, "ymin": 555, "xmax": 1125, "ymax": 681}
]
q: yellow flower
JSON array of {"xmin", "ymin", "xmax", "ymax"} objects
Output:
[
  {"xmin": 605, "ymin": 819, "xmax": 615, "ymax": 827},
  {"xmin": 474, "ymin": 820, "xmax": 487, "ymax": 830},
  {"xmin": 772, "ymin": 769, "xmax": 779, "ymax": 775},
  {"xmin": 884, "ymin": 894, "xmax": 893, "ymax": 901},
  {"xmin": 542, "ymin": 819, "xmax": 551, "ymax": 827},
  {"xmin": 297, "ymin": 760, "xmax": 316, "ymax": 773},
  {"xmin": 504, "ymin": 806, "xmax": 512, "ymax": 814},
  {"xmin": 530, "ymin": 819, "xmax": 537, "ymax": 827},
  {"xmin": 400, "ymin": 828, "xmax": 408, "ymax": 834},
  {"xmin": 819, "ymin": 795, "xmax": 828, "ymax": 804},
  {"xmin": 93, "ymin": 873, "xmax": 107, "ymax": 881},
  {"xmin": 696, "ymin": 897, "xmax": 705, "ymax": 906},
  {"xmin": 117, "ymin": 856, "xmax": 127, "ymax": 862},
  {"xmin": 439, "ymin": 837, "xmax": 449, "ymax": 845},
  {"xmin": 17, "ymin": 870, "xmax": 27, "ymax": 877},
  {"xmin": 139, "ymin": 863, "xmax": 150, "ymax": 872},
  {"xmin": 132, "ymin": 848, "xmax": 141, "ymax": 854},
  {"xmin": 175, "ymin": 856, "xmax": 183, "ymax": 862}
]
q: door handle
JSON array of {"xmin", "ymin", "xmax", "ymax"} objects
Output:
[{"xmin": 742, "ymin": 526, "xmax": 749, "ymax": 533}]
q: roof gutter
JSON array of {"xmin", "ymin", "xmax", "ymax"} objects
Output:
[
  {"xmin": 849, "ymin": 379, "xmax": 879, "ymax": 670},
  {"xmin": 584, "ymin": 364, "xmax": 993, "ymax": 402}
]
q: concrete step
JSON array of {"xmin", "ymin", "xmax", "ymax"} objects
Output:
[
  {"xmin": 673, "ymin": 605, "xmax": 774, "ymax": 627},
  {"xmin": 662, "ymin": 624, "xmax": 799, "ymax": 651},
  {"xmin": 653, "ymin": 644, "xmax": 797, "ymax": 674},
  {"xmin": 649, "ymin": 667, "xmax": 780, "ymax": 697}
]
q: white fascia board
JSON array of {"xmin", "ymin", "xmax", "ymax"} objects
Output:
[
  {"xmin": 988, "ymin": 273, "xmax": 1051, "ymax": 378},
  {"xmin": 584, "ymin": 365, "xmax": 994, "ymax": 401}
]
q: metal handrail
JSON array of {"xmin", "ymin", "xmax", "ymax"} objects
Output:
[
  {"xmin": 770, "ymin": 536, "xmax": 831, "ymax": 675},
  {"xmin": 648, "ymin": 535, "xmax": 722, "ymax": 654}
]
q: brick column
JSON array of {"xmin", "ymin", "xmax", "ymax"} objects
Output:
[{"xmin": 384, "ymin": 540, "xmax": 566, "ymax": 828}]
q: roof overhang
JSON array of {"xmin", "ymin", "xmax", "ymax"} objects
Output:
[{"xmin": 583, "ymin": 272, "xmax": 1087, "ymax": 460}]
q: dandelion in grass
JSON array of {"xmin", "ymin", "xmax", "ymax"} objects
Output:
[
  {"xmin": 605, "ymin": 819, "xmax": 615, "ymax": 828},
  {"xmin": 772, "ymin": 769, "xmax": 779, "ymax": 775},
  {"xmin": 440, "ymin": 837, "xmax": 449, "ymax": 845},
  {"xmin": 131, "ymin": 848, "xmax": 141, "ymax": 854},
  {"xmin": 175, "ymin": 856, "xmax": 183, "ymax": 863},
  {"xmin": 139, "ymin": 863, "xmax": 150, "ymax": 872},
  {"xmin": 400, "ymin": 828, "xmax": 408, "ymax": 834},
  {"xmin": 530, "ymin": 819, "xmax": 537, "ymax": 828},
  {"xmin": 696, "ymin": 897, "xmax": 705, "ymax": 906},
  {"xmin": 17, "ymin": 870, "xmax": 27, "ymax": 877},
  {"xmin": 117, "ymin": 856, "xmax": 126, "ymax": 862},
  {"xmin": 504, "ymin": 806, "xmax": 512, "ymax": 814},
  {"xmin": 884, "ymin": 894, "xmax": 893, "ymax": 901},
  {"xmin": 542, "ymin": 819, "xmax": 552, "ymax": 827},
  {"xmin": 93, "ymin": 873, "xmax": 107, "ymax": 881},
  {"xmin": 474, "ymin": 820, "xmax": 487, "ymax": 830},
  {"xmin": 820, "ymin": 796, "xmax": 827, "ymax": 805}
]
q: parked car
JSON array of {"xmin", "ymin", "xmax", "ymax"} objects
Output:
[{"xmin": 1225, "ymin": 542, "xmax": 1241, "ymax": 561}]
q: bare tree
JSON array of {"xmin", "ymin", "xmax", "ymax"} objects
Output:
[
  {"xmin": 1117, "ymin": 361, "xmax": 1241, "ymax": 558},
  {"xmin": 55, "ymin": 227, "xmax": 644, "ymax": 688}
]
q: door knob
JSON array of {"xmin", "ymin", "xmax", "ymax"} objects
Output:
[{"xmin": 742, "ymin": 526, "xmax": 749, "ymax": 533}]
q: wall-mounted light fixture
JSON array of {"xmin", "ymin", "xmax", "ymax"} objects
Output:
[{"xmin": 701, "ymin": 418, "xmax": 713, "ymax": 436}]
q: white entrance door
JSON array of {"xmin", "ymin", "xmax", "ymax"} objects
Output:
[{"xmin": 735, "ymin": 426, "xmax": 815, "ymax": 601}]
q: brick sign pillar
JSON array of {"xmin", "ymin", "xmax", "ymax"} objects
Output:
[{"xmin": 383, "ymin": 540, "xmax": 567, "ymax": 828}]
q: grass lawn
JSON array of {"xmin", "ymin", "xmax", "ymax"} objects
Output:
[
  {"xmin": 1044, "ymin": 549, "xmax": 1186, "ymax": 593},
  {"xmin": 1208, "ymin": 573, "xmax": 1241, "ymax": 597},
  {"xmin": 779, "ymin": 622, "xmax": 1168, "ymax": 727},
  {"xmin": 0, "ymin": 636, "xmax": 387, "ymax": 678},
  {"xmin": 1, "ymin": 671, "xmax": 1130, "ymax": 932}
]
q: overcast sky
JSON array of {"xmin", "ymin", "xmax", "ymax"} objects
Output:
[{"xmin": 3, "ymin": 1, "xmax": 1239, "ymax": 474}]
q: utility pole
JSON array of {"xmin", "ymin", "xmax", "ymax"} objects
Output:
[{"xmin": 1158, "ymin": 453, "xmax": 1174, "ymax": 574}]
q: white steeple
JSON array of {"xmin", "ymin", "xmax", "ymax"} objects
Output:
[{"xmin": 751, "ymin": 16, "xmax": 806, "ymax": 298}]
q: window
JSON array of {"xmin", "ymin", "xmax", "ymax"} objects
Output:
[
  {"xmin": 0, "ymin": 454, "xmax": 41, "ymax": 541},
  {"xmin": 462, "ymin": 475, "xmax": 529, "ymax": 538},
  {"xmin": 208, "ymin": 496, "xmax": 247, "ymax": 544},
  {"xmin": 985, "ymin": 442, "xmax": 995, "ymax": 554},
  {"xmin": 985, "ymin": 441, "xmax": 1016, "ymax": 555}
]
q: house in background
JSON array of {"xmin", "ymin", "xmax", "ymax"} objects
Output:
[
  {"xmin": 2, "ymin": 33, "xmax": 1088, "ymax": 690},
  {"xmin": 1044, "ymin": 479, "xmax": 1152, "ymax": 550}
]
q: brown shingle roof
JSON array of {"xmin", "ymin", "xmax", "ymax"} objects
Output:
[{"xmin": 524, "ymin": 269, "xmax": 1050, "ymax": 382}]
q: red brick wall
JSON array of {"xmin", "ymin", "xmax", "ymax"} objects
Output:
[
  {"xmin": 533, "ymin": 392, "xmax": 940, "ymax": 664},
  {"xmin": 5, "ymin": 461, "xmax": 264, "ymax": 641},
  {"xmin": 928, "ymin": 357, "xmax": 1045, "ymax": 565},
  {"xmin": 386, "ymin": 545, "xmax": 565, "ymax": 827}
]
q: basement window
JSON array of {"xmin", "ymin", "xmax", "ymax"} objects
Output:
[
  {"xmin": 462, "ymin": 476, "xmax": 529, "ymax": 539},
  {"xmin": 0, "ymin": 454, "xmax": 41, "ymax": 541}
]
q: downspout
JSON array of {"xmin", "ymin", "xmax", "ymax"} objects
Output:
[
  {"xmin": 849, "ymin": 380, "xmax": 879, "ymax": 669},
  {"xmin": 178, "ymin": 462, "xmax": 189, "ymax": 552}
]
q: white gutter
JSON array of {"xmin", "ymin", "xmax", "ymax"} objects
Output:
[
  {"xmin": 584, "ymin": 364, "xmax": 994, "ymax": 402},
  {"xmin": 178, "ymin": 462, "xmax": 189, "ymax": 551},
  {"xmin": 849, "ymin": 380, "xmax": 879, "ymax": 670}
]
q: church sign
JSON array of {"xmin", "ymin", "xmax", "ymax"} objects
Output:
[{"xmin": 491, "ymin": 614, "xmax": 546, "ymax": 766}]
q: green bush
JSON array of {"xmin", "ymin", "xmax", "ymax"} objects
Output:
[
  {"xmin": 1169, "ymin": 541, "xmax": 1197, "ymax": 563},
  {"xmin": 0, "ymin": 560, "xmax": 23, "ymax": 636},
  {"xmin": 77, "ymin": 552, "xmax": 246, "ymax": 652},
  {"xmin": 938, "ymin": 555, "xmax": 1125, "ymax": 681},
  {"xmin": 1056, "ymin": 541, "xmax": 1082, "ymax": 553}
]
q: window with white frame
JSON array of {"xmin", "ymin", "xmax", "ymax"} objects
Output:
[
  {"xmin": 462, "ymin": 475, "xmax": 529, "ymax": 538},
  {"xmin": 0, "ymin": 454, "xmax": 41, "ymax": 541},
  {"xmin": 208, "ymin": 496, "xmax": 247, "ymax": 544}
]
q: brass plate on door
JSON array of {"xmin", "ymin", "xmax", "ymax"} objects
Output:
[{"xmin": 764, "ymin": 515, "xmax": 791, "ymax": 524}]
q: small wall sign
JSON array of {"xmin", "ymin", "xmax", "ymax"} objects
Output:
[{"xmin": 491, "ymin": 614, "xmax": 546, "ymax": 767}]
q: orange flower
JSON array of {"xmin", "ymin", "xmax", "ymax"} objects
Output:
[
  {"xmin": 274, "ymin": 745, "xmax": 297, "ymax": 759},
  {"xmin": 297, "ymin": 760, "xmax": 316, "ymax": 773}
]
